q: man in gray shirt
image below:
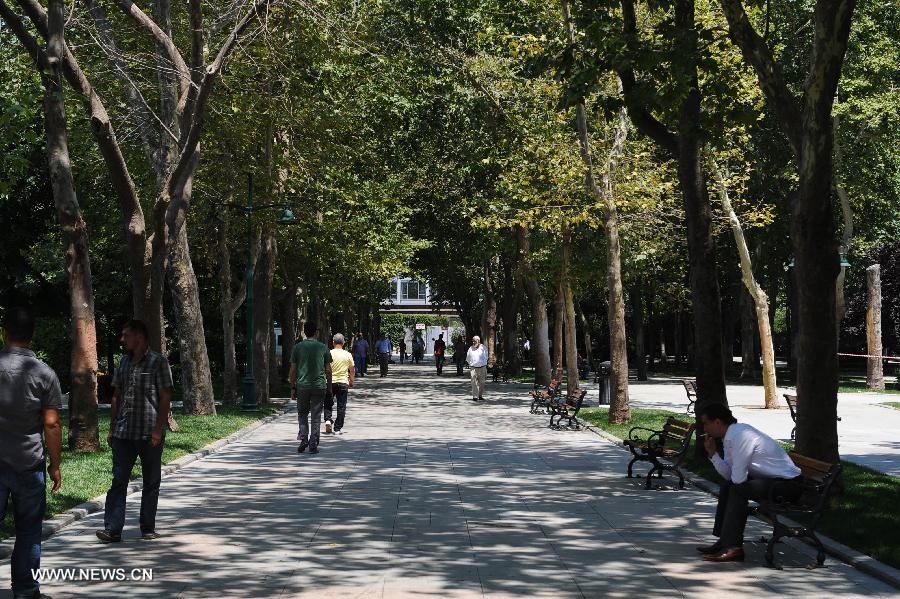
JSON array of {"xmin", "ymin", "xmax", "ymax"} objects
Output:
[{"xmin": 0, "ymin": 307, "xmax": 62, "ymax": 599}]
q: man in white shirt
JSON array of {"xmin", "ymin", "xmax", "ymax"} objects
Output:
[
  {"xmin": 465, "ymin": 336, "xmax": 488, "ymax": 401},
  {"xmin": 697, "ymin": 403, "xmax": 802, "ymax": 563}
]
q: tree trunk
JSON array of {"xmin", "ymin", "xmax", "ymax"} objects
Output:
[
  {"xmin": 562, "ymin": 235, "xmax": 580, "ymax": 396},
  {"xmin": 253, "ymin": 231, "xmax": 276, "ymax": 406},
  {"xmin": 713, "ymin": 162, "xmax": 778, "ymax": 408},
  {"xmin": 481, "ymin": 258, "xmax": 498, "ymax": 368},
  {"xmin": 739, "ymin": 287, "xmax": 758, "ymax": 379},
  {"xmin": 217, "ymin": 218, "xmax": 238, "ymax": 406},
  {"xmin": 516, "ymin": 226, "xmax": 552, "ymax": 385},
  {"xmin": 500, "ymin": 252, "xmax": 523, "ymax": 376},
  {"xmin": 168, "ymin": 224, "xmax": 215, "ymax": 415},
  {"xmin": 43, "ymin": 0, "xmax": 100, "ymax": 451},
  {"xmin": 866, "ymin": 265, "xmax": 884, "ymax": 391},
  {"xmin": 564, "ymin": 0, "xmax": 630, "ymax": 420},
  {"xmin": 632, "ymin": 287, "xmax": 648, "ymax": 380},
  {"xmin": 553, "ymin": 284, "xmax": 565, "ymax": 379},
  {"xmin": 280, "ymin": 284, "xmax": 297, "ymax": 379}
]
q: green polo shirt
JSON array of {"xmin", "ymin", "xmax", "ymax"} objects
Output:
[{"xmin": 291, "ymin": 339, "xmax": 332, "ymax": 390}]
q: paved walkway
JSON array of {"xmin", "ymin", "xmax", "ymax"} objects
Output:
[{"xmin": 2, "ymin": 365, "xmax": 894, "ymax": 598}]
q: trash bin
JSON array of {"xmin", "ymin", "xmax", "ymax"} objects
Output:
[{"xmin": 598, "ymin": 361, "xmax": 613, "ymax": 405}]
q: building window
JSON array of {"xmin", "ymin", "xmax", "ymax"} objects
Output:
[{"xmin": 402, "ymin": 280, "xmax": 426, "ymax": 300}]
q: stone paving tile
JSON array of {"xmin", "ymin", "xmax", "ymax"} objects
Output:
[{"xmin": 2, "ymin": 364, "xmax": 897, "ymax": 598}]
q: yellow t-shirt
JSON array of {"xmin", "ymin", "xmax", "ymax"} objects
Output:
[{"xmin": 330, "ymin": 348, "xmax": 354, "ymax": 385}]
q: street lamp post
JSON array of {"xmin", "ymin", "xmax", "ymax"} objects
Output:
[{"xmin": 220, "ymin": 172, "xmax": 298, "ymax": 412}]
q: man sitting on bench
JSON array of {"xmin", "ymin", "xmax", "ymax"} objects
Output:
[{"xmin": 697, "ymin": 403, "xmax": 803, "ymax": 563}]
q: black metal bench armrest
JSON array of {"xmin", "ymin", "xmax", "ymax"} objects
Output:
[{"xmin": 627, "ymin": 426, "xmax": 661, "ymax": 441}]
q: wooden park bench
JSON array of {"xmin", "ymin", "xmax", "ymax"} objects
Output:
[
  {"xmin": 783, "ymin": 393, "xmax": 840, "ymax": 441},
  {"xmin": 752, "ymin": 452, "xmax": 842, "ymax": 568},
  {"xmin": 682, "ymin": 379, "xmax": 697, "ymax": 414},
  {"xmin": 548, "ymin": 390, "xmax": 588, "ymax": 430},
  {"xmin": 623, "ymin": 416, "xmax": 695, "ymax": 489},
  {"xmin": 529, "ymin": 379, "xmax": 561, "ymax": 414}
]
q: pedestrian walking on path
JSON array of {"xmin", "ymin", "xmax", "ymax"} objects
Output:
[
  {"xmin": 696, "ymin": 403, "xmax": 802, "ymax": 563},
  {"xmin": 324, "ymin": 333, "xmax": 354, "ymax": 434},
  {"xmin": 290, "ymin": 321, "xmax": 332, "ymax": 454},
  {"xmin": 0, "ymin": 307, "xmax": 62, "ymax": 599},
  {"xmin": 352, "ymin": 333, "xmax": 368, "ymax": 378},
  {"xmin": 97, "ymin": 319, "xmax": 173, "ymax": 544},
  {"xmin": 399, "ymin": 339, "xmax": 407, "ymax": 364},
  {"xmin": 466, "ymin": 336, "xmax": 488, "ymax": 401},
  {"xmin": 453, "ymin": 337, "xmax": 466, "ymax": 376},
  {"xmin": 375, "ymin": 334, "xmax": 391, "ymax": 377},
  {"xmin": 434, "ymin": 333, "xmax": 446, "ymax": 375}
]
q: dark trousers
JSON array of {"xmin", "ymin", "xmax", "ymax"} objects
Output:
[
  {"xmin": 378, "ymin": 352, "xmax": 389, "ymax": 376},
  {"xmin": 456, "ymin": 358, "xmax": 464, "ymax": 375},
  {"xmin": 435, "ymin": 355, "xmax": 445, "ymax": 374},
  {"xmin": 400, "ymin": 351, "xmax": 407, "ymax": 363},
  {"xmin": 105, "ymin": 437, "xmax": 164, "ymax": 535},
  {"xmin": 298, "ymin": 389, "xmax": 325, "ymax": 447},
  {"xmin": 714, "ymin": 477, "xmax": 803, "ymax": 547},
  {"xmin": 324, "ymin": 383, "xmax": 349, "ymax": 431},
  {"xmin": 0, "ymin": 466, "xmax": 45, "ymax": 596}
]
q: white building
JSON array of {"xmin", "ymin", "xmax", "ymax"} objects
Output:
[{"xmin": 382, "ymin": 277, "xmax": 462, "ymax": 354}]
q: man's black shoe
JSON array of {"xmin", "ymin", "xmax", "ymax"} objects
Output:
[
  {"xmin": 13, "ymin": 592, "xmax": 52, "ymax": 599},
  {"xmin": 696, "ymin": 542, "xmax": 723, "ymax": 554},
  {"xmin": 96, "ymin": 529, "xmax": 122, "ymax": 543},
  {"xmin": 297, "ymin": 441, "xmax": 308, "ymax": 453},
  {"xmin": 477, "ymin": 396, "xmax": 484, "ymax": 401},
  {"xmin": 309, "ymin": 446, "xmax": 319, "ymax": 454},
  {"xmin": 141, "ymin": 531, "xmax": 161, "ymax": 540}
]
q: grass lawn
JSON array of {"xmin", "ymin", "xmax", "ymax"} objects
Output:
[
  {"xmin": 880, "ymin": 402, "xmax": 900, "ymax": 410},
  {"xmin": 1, "ymin": 405, "xmax": 279, "ymax": 542},
  {"xmin": 579, "ymin": 407, "xmax": 900, "ymax": 570},
  {"xmin": 838, "ymin": 379, "xmax": 900, "ymax": 394}
]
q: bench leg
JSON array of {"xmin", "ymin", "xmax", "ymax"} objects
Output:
[
  {"xmin": 765, "ymin": 516, "xmax": 790, "ymax": 567},
  {"xmin": 626, "ymin": 456, "xmax": 639, "ymax": 478},
  {"xmin": 645, "ymin": 464, "xmax": 658, "ymax": 489}
]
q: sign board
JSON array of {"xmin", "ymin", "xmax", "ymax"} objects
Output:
[{"xmin": 415, "ymin": 323, "xmax": 426, "ymax": 330}]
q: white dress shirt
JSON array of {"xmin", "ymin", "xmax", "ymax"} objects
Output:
[
  {"xmin": 466, "ymin": 345, "xmax": 488, "ymax": 368},
  {"xmin": 710, "ymin": 423, "xmax": 801, "ymax": 484}
]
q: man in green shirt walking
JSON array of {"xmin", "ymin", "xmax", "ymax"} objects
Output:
[{"xmin": 289, "ymin": 321, "xmax": 332, "ymax": 454}]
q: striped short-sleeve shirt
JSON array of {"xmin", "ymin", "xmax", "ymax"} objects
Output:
[{"xmin": 111, "ymin": 350, "xmax": 173, "ymax": 440}]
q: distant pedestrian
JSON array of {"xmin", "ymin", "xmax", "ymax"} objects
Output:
[
  {"xmin": 523, "ymin": 338, "xmax": 530, "ymax": 361},
  {"xmin": 324, "ymin": 333, "xmax": 354, "ymax": 435},
  {"xmin": 290, "ymin": 321, "xmax": 332, "ymax": 455},
  {"xmin": 375, "ymin": 334, "xmax": 391, "ymax": 377},
  {"xmin": 352, "ymin": 332, "xmax": 368, "ymax": 378},
  {"xmin": 399, "ymin": 339, "xmax": 408, "ymax": 364},
  {"xmin": 412, "ymin": 334, "xmax": 424, "ymax": 364},
  {"xmin": 453, "ymin": 337, "xmax": 466, "ymax": 375},
  {"xmin": 1, "ymin": 307, "xmax": 62, "ymax": 599},
  {"xmin": 466, "ymin": 336, "xmax": 488, "ymax": 401},
  {"xmin": 434, "ymin": 333, "xmax": 446, "ymax": 375},
  {"xmin": 97, "ymin": 319, "xmax": 173, "ymax": 544}
]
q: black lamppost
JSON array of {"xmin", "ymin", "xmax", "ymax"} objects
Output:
[{"xmin": 222, "ymin": 172, "xmax": 297, "ymax": 411}]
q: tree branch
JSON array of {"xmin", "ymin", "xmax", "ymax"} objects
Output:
[
  {"xmin": 616, "ymin": 0, "xmax": 678, "ymax": 155},
  {"xmin": 803, "ymin": 0, "xmax": 855, "ymax": 125},
  {"xmin": 110, "ymin": 0, "xmax": 191, "ymax": 99},
  {"xmin": 719, "ymin": 0, "xmax": 802, "ymax": 155},
  {"xmin": 0, "ymin": 0, "xmax": 49, "ymax": 71}
]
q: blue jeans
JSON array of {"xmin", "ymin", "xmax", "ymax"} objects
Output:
[
  {"xmin": 104, "ymin": 437, "xmax": 164, "ymax": 535},
  {"xmin": 0, "ymin": 466, "xmax": 46, "ymax": 596}
]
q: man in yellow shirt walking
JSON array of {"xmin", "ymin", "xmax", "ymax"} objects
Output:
[{"xmin": 325, "ymin": 333, "xmax": 355, "ymax": 434}]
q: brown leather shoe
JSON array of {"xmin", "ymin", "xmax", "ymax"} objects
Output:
[
  {"xmin": 703, "ymin": 547, "xmax": 745, "ymax": 562},
  {"xmin": 696, "ymin": 542, "xmax": 723, "ymax": 554}
]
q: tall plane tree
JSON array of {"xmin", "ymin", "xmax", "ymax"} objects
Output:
[{"xmin": 719, "ymin": 0, "xmax": 856, "ymax": 461}]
